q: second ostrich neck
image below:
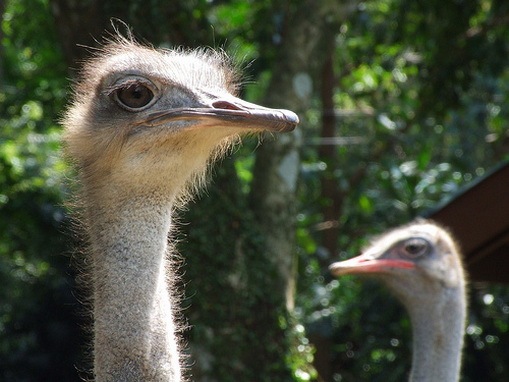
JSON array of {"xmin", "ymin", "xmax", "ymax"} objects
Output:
[
  {"xmin": 405, "ymin": 287, "xmax": 465, "ymax": 382},
  {"xmin": 87, "ymin": 190, "xmax": 180, "ymax": 381}
]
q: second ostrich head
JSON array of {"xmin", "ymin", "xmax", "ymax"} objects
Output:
[{"xmin": 329, "ymin": 221, "xmax": 465, "ymax": 310}]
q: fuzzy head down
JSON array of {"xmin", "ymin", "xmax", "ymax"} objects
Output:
[{"xmin": 62, "ymin": 36, "xmax": 244, "ymax": 206}]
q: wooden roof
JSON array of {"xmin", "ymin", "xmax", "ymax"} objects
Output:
[{"xmin": 427, "ymin": 162, "xmax": 509, "ymax": 283}]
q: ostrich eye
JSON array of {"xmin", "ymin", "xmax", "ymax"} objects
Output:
[
  {"xmin": 115, "ymin": 83, "xmax": 154, "ymax": 110},
  {"xmin": 402, "ymin": 238, "xmax": 430, "ymax": 258}
]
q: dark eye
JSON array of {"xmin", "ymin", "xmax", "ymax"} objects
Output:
[
  {"xmin": 402, "ymin": 238, "xmax": 429, "ymax": 258},
  {"xmin": 115, "ymin": 83, "xmax": 154, "ymax": 110}
]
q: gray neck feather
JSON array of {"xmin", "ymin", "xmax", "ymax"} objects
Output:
[
  {"xmin": 405, "ymin": 286, "xmax": 466, "ymax": 382},
  {"xmin": 87, "ymin": 195, "xmax": 181, "ymax": 381}
]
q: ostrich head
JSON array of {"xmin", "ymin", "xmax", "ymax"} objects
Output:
[
  {"xmin": 329, "ymin": 221, "xmax": 465, "ymax": 309},
  {"xmin": 63, "ymin": 37, "xmax": 298, "ymax": 200}
]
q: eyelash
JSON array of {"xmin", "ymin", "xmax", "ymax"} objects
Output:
[{"xmin": 105, "ymin": 79, "xmax": 154, "ymax": 96}]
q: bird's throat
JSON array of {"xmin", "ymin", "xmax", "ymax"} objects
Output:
[
  {"xmin": 407, "ymin": 289, "xmax": 466, "ymax": 382},
  {"xmin": 86, "ymin": 196, "xmax": 182, "ymax": 381}
]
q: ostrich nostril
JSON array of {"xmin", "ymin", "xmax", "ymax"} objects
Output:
[{"xmin": 212, "ymin": 100, "xmax": 242, "ymax": 110}]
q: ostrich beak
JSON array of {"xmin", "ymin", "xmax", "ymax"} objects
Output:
[
  {"xmin": 142, "ymin": 96, "xmax": 299, "ymax": 133},
  {"xmin": 329, "ymin": 253, "xmax": 415, "ymax": 277}
]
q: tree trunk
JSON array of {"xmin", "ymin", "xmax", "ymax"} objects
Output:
[
  {"xmin": 318, "ymin": 49, "xmax": 341, "ymax": 259},
  {"xmin": 49, "ymin": 0, "xmax": 106, "ymax": 65},
  {"xmin": 250, "ymin": 0, "xmax": 357, "ymax": 313},
  {"xmin": 251, "ymin": 2, "xmax": 359, "ymax": 380},
  {"xmin": 0, "ymin": 0, "xmax": 5, "ymax": 83}
]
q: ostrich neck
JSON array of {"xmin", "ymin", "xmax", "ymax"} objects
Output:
[
  {"xmin": 405, "ymin": 287, "xmax": 466, "ymax": 382},
  {"xmin": 85, "ymin": 189, "xmax": 181, "ymax": 381}
]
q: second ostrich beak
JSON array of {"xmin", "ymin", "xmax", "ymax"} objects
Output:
[{"xmin": 329, "ymin": 253, "xmax": 416, "ymax": 276}]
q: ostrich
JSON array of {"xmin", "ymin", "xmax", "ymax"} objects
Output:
[
  {"xmin": 329, "ymin": 221, "xmax": 466, "ymax": 382},
  {"xmin": 62, "ymin": 36, "xmax": 298, "ymax": 381}
]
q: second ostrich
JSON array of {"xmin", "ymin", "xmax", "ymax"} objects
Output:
[
  {"xmin": 62, "ymin": 37, "xmax": 298, "ymax": 381},
  {"xmin": 329, "ymin": 221, "xmax": 466, "ymax": 382}
]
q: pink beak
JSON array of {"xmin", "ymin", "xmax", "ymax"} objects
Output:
[{"xmin": 329, "ymin": 253, "xmax": 415, "ymax": 277}]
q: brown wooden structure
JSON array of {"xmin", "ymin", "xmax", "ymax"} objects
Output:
[{"xmin": 427, "ymin": 162, "xmax": 509, "ymax": 283}]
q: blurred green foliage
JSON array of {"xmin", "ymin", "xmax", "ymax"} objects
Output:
[
  {"xmin": 180, "ymin": 160, "xmax": 298, "ymax": 381},
  {"xmin": 0, "ymin": 1, "xmax": 83, "ymax": 380},
  {"xmin": 1, "ymin": 0, "xmax": 508, "ymax": 381}
]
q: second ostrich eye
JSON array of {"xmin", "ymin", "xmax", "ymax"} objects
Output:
[
  {"xmin": 402, "ymin": 238, "xmax": 430, "ymax": 258},
  {"xmin": 115, "ymin": 83, "xmax": 154, "ymax": 110}
]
